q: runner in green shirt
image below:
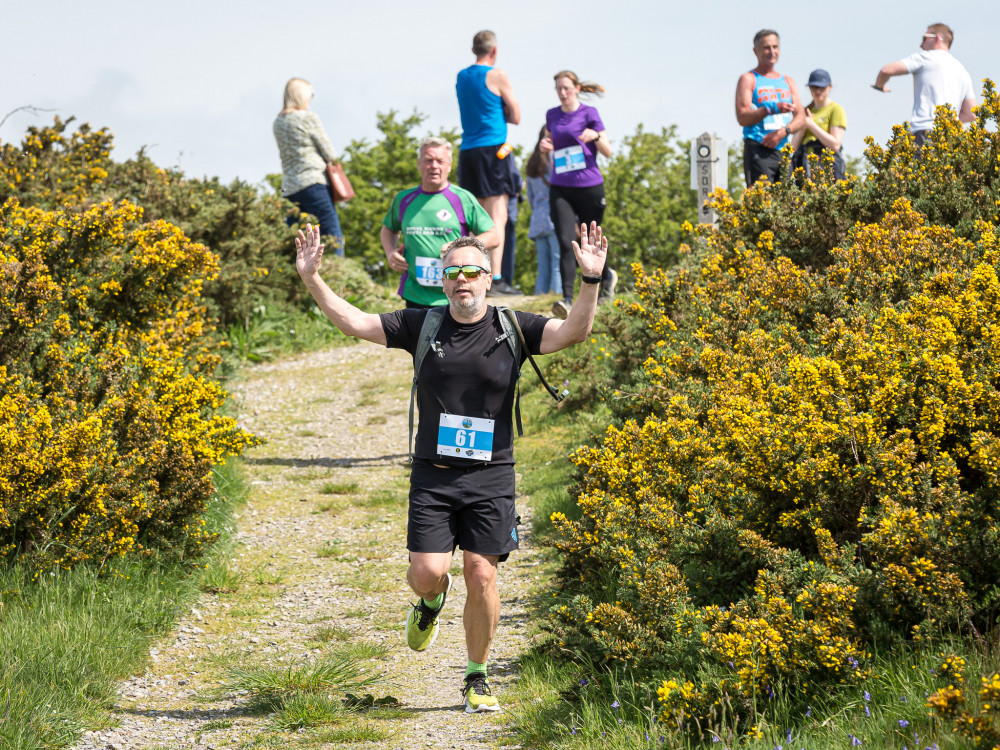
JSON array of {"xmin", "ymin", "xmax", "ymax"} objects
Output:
[{"xmin": 382, "ymin": 137, "xmax": 497, "ymax": 308}]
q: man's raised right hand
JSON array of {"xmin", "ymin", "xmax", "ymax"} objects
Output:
[{"xmin": 296, "ymin": 224, "xmax": 325, "ymax": 278}]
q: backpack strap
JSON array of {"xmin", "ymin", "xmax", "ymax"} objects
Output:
[
  {"xmin": 496, "ymin": 306, "xmax": 565, "ymax": 438},
  {"xmin": 408, "ymin": 307, "xmax": 446, "ymax": 461}
]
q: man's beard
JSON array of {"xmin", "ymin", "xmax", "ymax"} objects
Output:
[{"xmin": 448, "ymin": 290, "xmax": 485, "ymax": 319}]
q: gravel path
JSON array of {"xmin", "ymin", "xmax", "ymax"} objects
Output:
[{"xmin": 73, "ymin": 340, "xmax": 543, "ymax": 750}]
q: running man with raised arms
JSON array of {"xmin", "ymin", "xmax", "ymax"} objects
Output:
[
  {"xmin": 295, "ymin": 221, "xmax": 608, "ymax": 713},
  {"xmin": 456, "ymin": 29, "xmax": 522, "ymax": 297}
]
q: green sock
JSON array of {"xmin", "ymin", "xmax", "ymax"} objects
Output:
[
  {"xmin": 466, "ymin": 659, "xmax": 487, "ymax": 678},
  {"xmin": 422, "ymin": 591, "xmax": 444, "ymax": 609}
]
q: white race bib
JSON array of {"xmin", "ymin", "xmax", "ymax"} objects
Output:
[
  {"xmin": 437, "ymin": 413, "xmax": 494, "ymax": 461},
  {"xmin": 414, "ymin": 256, "xmax": 444, "ymax": 287},
  {"xmin": 763, "ymin": 112, "xmax": 792, "ymax": 131},
  {"xmin": 553, "ymin": 145, "xmax": 586, "ymax": 174}
]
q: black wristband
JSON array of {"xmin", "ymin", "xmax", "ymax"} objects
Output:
[{"xmin": 581, "ymin": 274, "xmax": 602, "ymax": 285}]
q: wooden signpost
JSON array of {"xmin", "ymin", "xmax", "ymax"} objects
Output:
[{"xmin": 689, "ymin": 133, "xmax": 727, "ymax": 226}]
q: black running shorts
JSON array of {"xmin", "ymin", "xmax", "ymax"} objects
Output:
[
  {"xmin": 457, "ymin": 144, "xmax": 516, "ymax": 199},
  {"xmin": 743, "ymin": 138, "xmax": 785, "ymax": 186},
  {"xmin": 407, "ymin": 460, "xmax": 520, "ymax": 562}
]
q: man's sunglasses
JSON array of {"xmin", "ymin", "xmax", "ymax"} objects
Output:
[{"xmin": 442, "ymin": 264, "xmax": 490, "ymax": 280}]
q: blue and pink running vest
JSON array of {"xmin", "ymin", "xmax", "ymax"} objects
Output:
[
  {"xmin": 456, "ymin": 65, "xmax": 506, "ymax": 148},
  {"xmin": 743, "ymin": 71, "xmax": 793, "ymax": 148}
]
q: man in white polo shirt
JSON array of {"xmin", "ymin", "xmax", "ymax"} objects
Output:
[{"xmin": 873, "ymin": 23, "xmax": 976, "ymax": 148}]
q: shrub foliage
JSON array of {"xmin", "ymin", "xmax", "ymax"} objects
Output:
[
  {"xmin": 547, "ymin": 81, "xmax": 1000, "ymax": 734},
  {"xmin": 0, "ymin": 122, "xmax": 262, "ymax": 570}
]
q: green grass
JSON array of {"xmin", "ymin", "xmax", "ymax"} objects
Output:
[
  {"xmin": 357, "ymin": 489, "xmax": 406, "ymax": 510},
  {"xmin": 223, "ymin": 653, "xmax": 380, "ymax": 703},
  {"xmin": 270, "ymin": 693, "xmax": 345, "ymax": 730},
  {"xmin": 307, "ymin": 723, "xmax": 393, "ymax": 744},
  {"xmin": 308, "ymin": 623, "xmax": 354, "ymax": 645},
  {"xmin": 0, "ymin": 459, "xmax": 249, "ymax": 750},
  {"xmin": 200, "ymin": 557, "xmax": 244, "ymax": 593},
  {"xmin": 312, "ymin": 500, "xmax": 344, "ymax": 514},
  {"xmin": 318, "ymin": 481, "xmax": 359, "ymax": 495}
]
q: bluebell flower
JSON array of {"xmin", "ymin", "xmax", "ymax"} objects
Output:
[
  {"xmin": 806, "ymin": 705, "xmax": 812, "ymax": 718},
  {"xmin": 863, "ymin": 691, "xmax": 871, "ymax": 702},
  {"xmin": 849, "ymin": 734, "xmax": 863, "ymax": 746},
  {"xmin": 864, "ymin": 704, "xmax": 870, "ymax": 717},
  {"xmin": 571, "ymin": 726, "xmax": 576, "ymax": 735},
  {"xmin": 898, "ymin": 719, "xmax": 909, "ymax": 728},
  {"xmin": 580, "ymin": 678, "xmax": 588, "ymax": 686},
  {"xmin": 611, "ymin": 700, "xmax": 620, "ymax": 709},
  {"xmin": 787, "ymin": 729, "xmax": 792, "ymax": 743}
]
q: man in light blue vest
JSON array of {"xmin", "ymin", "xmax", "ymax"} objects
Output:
[
  {"xmin": 456, "ymin": 29, "xmax": 522, "ymax": 296},
  {"xmin": 735, "ymin": 29, "xmax": 805, "ymax": 186}
]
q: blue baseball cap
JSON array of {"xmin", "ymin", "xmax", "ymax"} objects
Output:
[{"xmin": 807, "ymin": 69, "xmax": 832, "ymax": 87}]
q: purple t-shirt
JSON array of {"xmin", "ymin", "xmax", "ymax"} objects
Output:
[{"xmin": 546, "ymin": 103, "xmax": 605, "ymax": 188}]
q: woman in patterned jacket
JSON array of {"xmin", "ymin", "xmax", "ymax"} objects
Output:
[{"xmin": 273, "ymin": 78, "xmax": 345, "ymax": 255}]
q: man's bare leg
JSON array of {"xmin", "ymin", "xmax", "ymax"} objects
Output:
[
  {"xmin": 407, "ymin": 551, "xmax": 452, "ymax": 600},
  {"xmin": 462, "ymin": 550, "xmax": 500, "ymax": 662},
  {"xmin": 477, "ymin": 195, "xmax": 507, "ymax": 277}
]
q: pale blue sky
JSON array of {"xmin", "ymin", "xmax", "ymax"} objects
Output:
[{"xmin": 2, "ymin": 0, "xmax": 994, "ymax": 186}]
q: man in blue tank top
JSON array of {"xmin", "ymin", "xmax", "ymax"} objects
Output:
[
  {"xmin": 735, "ymin": 29, "xmax": 804, "ymax": 186},
  {"xmin": 456, "ymin": 30, "xmax": 522, "ymax": 296}
]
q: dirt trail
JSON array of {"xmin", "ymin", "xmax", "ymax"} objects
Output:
[{"xmin": 73, "ymin": 340, "xmax": 542, "ymax": 750}]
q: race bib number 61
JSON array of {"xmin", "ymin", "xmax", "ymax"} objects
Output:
[{"xmin": 437, "ymin": 414, "xmax": 494, "ymax": 461}]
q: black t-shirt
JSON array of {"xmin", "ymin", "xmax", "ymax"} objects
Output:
[{"xmin": 381, "ymin": 306, "xmax": 549, "ymax": 466}]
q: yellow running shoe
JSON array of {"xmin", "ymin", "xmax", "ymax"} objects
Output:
[
  {"xmin": 463, "ymin": 672, "xmax": 501, "ymax": 713},
  {"xmin": 404, "ymin": 573, "xmax": 451, "ymax": 652}
]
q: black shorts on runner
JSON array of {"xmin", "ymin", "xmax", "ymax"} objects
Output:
[
  {"xmin": 743, "ymin": 138, "xmax": 784, "ymax": 186},
  {"xmin": 407, "ymin": 460, "xmax": 520, "ymax": 562},
  {"xmin": 457, "ymin": 144, "xmax": 516, "ymax": 199}
]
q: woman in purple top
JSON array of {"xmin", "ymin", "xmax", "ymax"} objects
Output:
[{"xmin": 540, "ymin": 70, "xmax": 614, "ymax": 318}]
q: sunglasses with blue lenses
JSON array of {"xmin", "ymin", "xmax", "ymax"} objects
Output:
[{"xmin": 442, "ymin": 264, "xmax": 490, "ymax": 280}]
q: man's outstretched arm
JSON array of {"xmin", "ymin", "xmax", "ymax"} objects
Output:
[
  {"xmin": 873, "ymin": 61, "xmax": 909, "ymax": 92},
  {"xmin": 296, "ymin": 224, "xmax": 387, "ymax": 346},
  {"xmin": 539, "ymin": 222, "xmax": 607, "ymax": 354}
]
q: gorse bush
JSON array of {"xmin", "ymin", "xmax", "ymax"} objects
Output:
[
  {"xmin": 547, "ymin": 81, "xmax": 1000, "ymax": 739},
  {"xmin": 0, "ymin": 197, "xmax": 259, "ymax": 570},
  {"xmin": 0, "ymin": 115, "xmax": 304, "ymax": 329}
]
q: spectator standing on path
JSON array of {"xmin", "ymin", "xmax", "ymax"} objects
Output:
[
  {"xmin": 540, "ymin": 70, "xmax": 615, "ymax": 319},
  {"xmin": 736, "ymin": 29, "xmax": 805, "ymax": 187},
  {"xmin": 791, "ymin": 69, "xmax": 848, "ymax": 181},
  {"xmin": 273, "ymin": 78, "xmax": 345, "ymax": 255},
  {"xmin": 525, "ymin": 126, "xmax": 561, "ymax": 296},
  {"xmin": 381, "ymin": 137, "xmax": 497, "ymax": 309},
  {"xmin": 295, "ymin": 221, "xmax": 609, "ymax": 713},
  {"xmin": 873, "ymin": 23, "xmax": 976, "ymax": 149},
  {"xmin": 455, "ymin": 29, "xmax": 522, "ymax": 297}
]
